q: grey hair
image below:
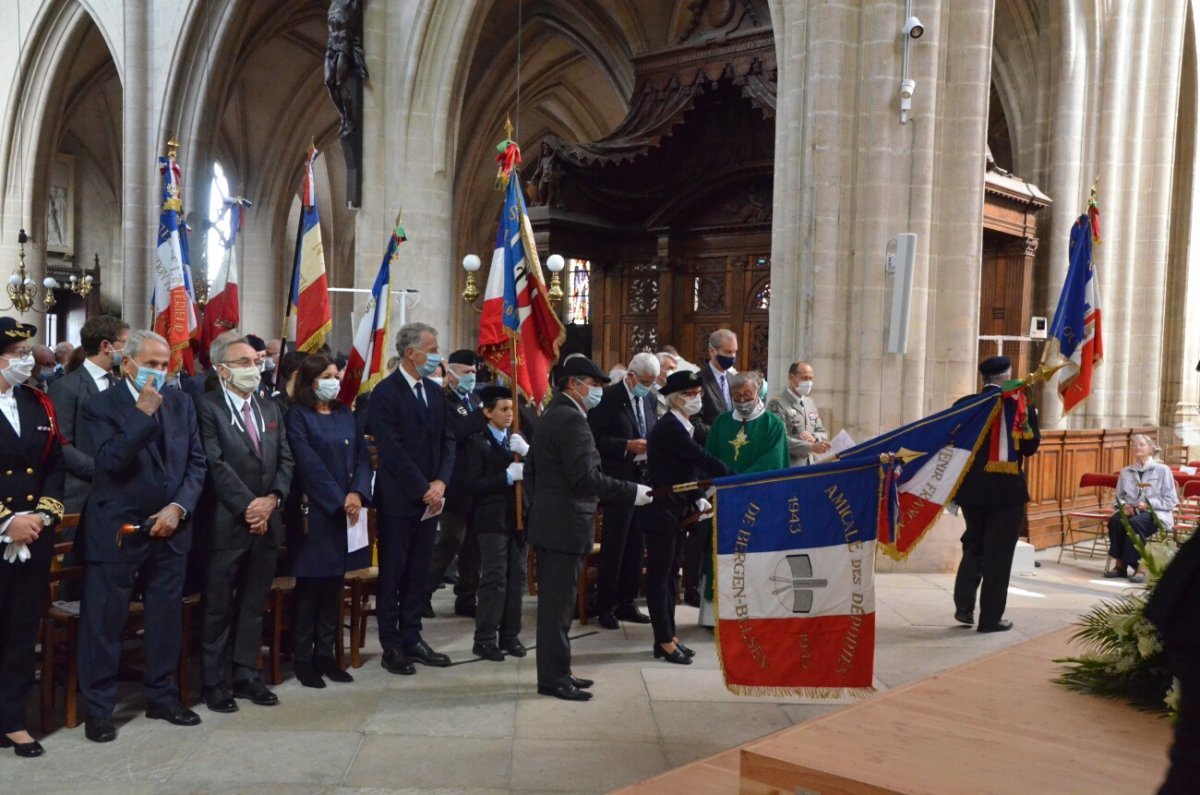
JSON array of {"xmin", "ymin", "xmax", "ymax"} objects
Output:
[
  {"xmin": 209, "ymin": 331, "xmax": 249, "ymax": 368},
  {"xmin": 983, "ymin": 369, "xmax": 1011, "ymax": 386},
  {"xmin": 394, "ymin": 322, "xmax": 438, "ymax": 357},
  {"xmin": 124, "ymin": 329, "xmax": 169, "ymax": 361},
  {"xmin": 728, "ymin": 371, "xmax": 761, "ymax": 391},
  {"xmin": 1131, "ymin": 433, "xmax": 1160, "ymax": 455},
  {"xmin": 656, "ymin": 352, "xmax": 677, "ymax": 367},
  {"xmin": 628, "ymin": 351, "xmax": 661, "ymax": 378},
  {"xmin": 708, "ymin": 328, "xmax": 736, "ymax": 349}
]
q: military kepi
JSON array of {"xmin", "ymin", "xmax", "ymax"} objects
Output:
[
  {"xmin": 0, "ymin": 316, "xmax": 37, "ymax": 342},
  {"xmin": 979, "ymin": 355, "xmax": 1011, "ymax": 378}
]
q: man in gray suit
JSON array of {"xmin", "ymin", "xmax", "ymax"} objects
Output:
[
  {"xmin": 196, "ymin": 332, "xmax": 294, "ymax": 712},
  {"xmin": 48, "ymin": 315, "xmax": 129, "ymax": 514},
  {"xmin": 525, "ymin": 356, "xmax": 652, "ymax": 701}
]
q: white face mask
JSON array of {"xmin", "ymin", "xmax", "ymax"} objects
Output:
[
  {"xmin": 1, "ymin": 354, "xmax": 34, "ymax": 387},
  {"xmin": 262, "ymin": 357, "xmax": 277, "ymax": 372},
  {"xmin": 224, "ymin": 366, "xmax": 262, "ymax": 394},
  {"xmin": 315, "ymin": 378, "xmax": 340, "ymax": 402},
  {"xmin": 428, "ymin": 376, "xmax": 444, "ymax": 387},
  {"xmin": 793, "ymin": 381, "xmax": 813, "ymax": 397},
  {"xmin": 733, "ymin": 399, "xmax": 759, "ymax": 417},
  {"xmin": 682, "ymin": 395, "xmax": 703, "ymax": 416}
]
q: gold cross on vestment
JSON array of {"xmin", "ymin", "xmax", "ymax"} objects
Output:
[{"xmin": 729, "ymin": 425, "xmax": 751, "ymax": 462}]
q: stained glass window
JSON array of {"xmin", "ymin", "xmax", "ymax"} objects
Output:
[
  {"xmin": 567, "ymin": 258, "xmax": 591, "ymax": 325},
  {"xmin": 206, "ymin": 162, "xmax": 232, "ymax": 285}
]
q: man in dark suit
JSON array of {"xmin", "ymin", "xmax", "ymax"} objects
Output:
[
  {"xmin": 196, "ymin": 333, "xmax": 294, "ymax": 713},
  {"xmin": 588, "ymin": 351, "xmax": 660, "ymax": 629},
  {"xmin": 424, "ymin": 348, "xmax": 486, "ymax": 618},
  {"xmin": 369, "ymin": 322, "xmax": 456, "ymax": 675},
  {"xmin": 0, "ymin": 317, "xmax": 66, "ymax": 757},
  {"xmin": 526, "ymin": 357, "xmax": 651, "ymax": 701},
  {"xmin": 77, "ymin": 330, "xmax": 207, "ymax": 743},
  {"xmin": 952, "ymin": 355, "xmax": 1040, "ymax": 633},
  {"xmin": 49, "ymin": 314, "xmax": 129, "ymax": 514},
  {"xmin": 684, "ymin": 328, "xmax": 738, "ymax": 604}
]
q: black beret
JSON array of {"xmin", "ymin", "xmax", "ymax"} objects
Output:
[
  {"xmin": 0, "ymin": 317, "xmax": 37, "ymax": 345},
  {"xmin": 979, "ymin": 355, "xmax": 1011, "ymax": 377},
  {"xmin": 479, "ymin": 385, "xmax": 512, "ymax": 403},
  {"xmin": 448, "ymin": 349, "xmax": 477, "ymax": 366},
  {"xmin": 659, "ymin": 369, "xmax": 703, "ymax": 396},
  {"xmin": 245, "ymin": 334, "xmax": 267, "ymax": 352},
  {"xmin": 561, "ymin": 355, "xmax": 610, "ymax": 384}
]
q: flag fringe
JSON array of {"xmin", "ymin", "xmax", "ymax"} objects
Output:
[
  {"xmin": 296, "ymin": 320, "xmax": 331, "ymax": 354},
  {"xmin": 722, "ymin": 683, "xmax": 877, "ymax": 700},
  {"xmin": 984, "ymin": 461, "xmax": 1021, "ymax": 474}
]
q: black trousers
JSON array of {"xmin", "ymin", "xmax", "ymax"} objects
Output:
[
  {"xmin": 474, "ymin": 532, "xmax": 525, "ymax": 646},
  {"xmin": 200, "ymin": 538, "xmax": 277, "ymax": 687},
  {"xmin": 426, "ymin": 509, "xmax": 480, "ymax": 607},
  {"xmin": 292, "ymin": 576, "xmax": 342, "ymax": 663},
  {"xmin": 0, "ymin": 543, "xmax": 52, "ymax": 733},
  {"xmin": 952, "ymin": 502, "xmax": 1024, "ymax": 626},
  {"xmin": 79, "ymin": 544, "xmax": 187, "ymax": 719},
  {"xmin": 376, "ymin": 514, "xmax": 437, "ymax": 652},
  {"xmin": 535, "ymin": 546, "xmax": 582, "ymax": 689},
  {"xmin": 644, "ymin": 530, "xmax": 680, "ymax": 646},
  {"xmin": 1106, "ymin": 511, "xmax": 1158, "ymax": 569},
  {"xmin": 681, "ymin": 518, "xmax": 705, "ymax": 594},
  {"xmin": 596, "ymin": 499, "xmax": 645, "ymax": 614}
]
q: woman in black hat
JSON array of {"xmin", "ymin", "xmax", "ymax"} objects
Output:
[{"xmin": 644, "ymin": 370, "xmax": 730, "ymax": 664}]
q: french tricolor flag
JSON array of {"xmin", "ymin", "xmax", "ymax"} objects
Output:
[
  {"xmin": 1048, "ymin": 201, "xmax": 1103, "ymax": 414},
  {"xmin": 714, "ymin": 455, "xmax": 891, "ymax": 696}
]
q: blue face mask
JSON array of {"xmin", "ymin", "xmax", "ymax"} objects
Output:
[
  {"xmin": 132, "ymin": 365, "xmax": 167, "ymax": 391},
  {"xmin": 632, "ymin": 382, "xmax": 651, "ymax": 399},
  {"xmin": 455, "ymin": 373, "xmax": 476, "ymax": 395},
  {"xmin": 583, "ymin": 384, "xmax": 604, "ymax": 410},
  {"xmin": 417, "ymin": 352, "xmax": 442, "ymax": 378},
  {"xmin": 111, "ymin": 349, "xmax": 123, "ymax": 369}
]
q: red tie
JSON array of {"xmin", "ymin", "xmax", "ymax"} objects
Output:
[{"xmin": 242, "ymin": 401, "xmax": 260, "ymax": 455}]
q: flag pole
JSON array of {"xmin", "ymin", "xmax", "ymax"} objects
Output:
[
  {"xmin": 280, "ymin": 143, "xmax": 312, "ymax": 354},
  {"xmin": 511, "ymin": 333, "xmax": 524, "ymax": 530}
]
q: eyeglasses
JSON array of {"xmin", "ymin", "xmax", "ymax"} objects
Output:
[
  {"xmin": 2, "ymin": 347, "xmax": 31, "ymax": 359},
  {"xmin": 221, "ymin": 357, "xmax": 256, "ymax": 368}
]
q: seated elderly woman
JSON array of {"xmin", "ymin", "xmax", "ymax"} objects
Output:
[{"xmin": 1106, "ymin": 434, "xmax": 1179, "ymax": 583}]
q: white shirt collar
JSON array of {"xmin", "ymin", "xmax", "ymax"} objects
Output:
[
  {"xmin": 670, "ymin": 408, "xmax": 693, "ymax": 434},
  {"xmin": 400, "ymin": 366, "xmax": 423, "ymax": 393},
  {"xmin": 708, "ymin": 361, "xmax": 727, "ymax": 380},
  {"xmin": 125, "ymin": 378, "xmax": 140, "ymax": 401},
  {"xmin": 83, "ymin": 357, "xmax": 112, "ymax": 389},
  {"xmin": 223, "ymin": 386, "xmax": 251, "ymax": 413}
]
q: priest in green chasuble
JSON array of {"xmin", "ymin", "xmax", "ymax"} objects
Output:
[{"xmin": 696, "ymin": 371, "xmax": 788, "ymax": 625}]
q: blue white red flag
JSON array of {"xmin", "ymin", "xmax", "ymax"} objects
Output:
[
  {"xmin": 838, "ymin": 391, "xmax": 1002, "ymax": 559},
  {"xmin": 1047, "ymin": 197, "xmax": 1103, "ymax": 413},
  {"xmin": 285, "ymin": 146, "xmax": 332, "ymax": 353},
  {"xmin": 153, "ymin": 147, "xmax": 199, "ymax": 375},
  {"xmin": 713, "ymin": 454, "xmax": 893, "ymax": 696},
  {"xmin": 478, "ymin": 138, "xmax": 565, "ymax": 406},
  {"xmin": 199, "ymin": 197, "xmax": 250, "ymax": 362},
  {"xmin": 340, "ymin": 222, "xmax": 405, "ymax": 403}
]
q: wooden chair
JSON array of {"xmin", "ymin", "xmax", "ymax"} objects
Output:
[
  {"xmin": 1059, "ymin": 472, "xmax": 1118, "ymax": 562},
  {"xmin": 39, "ymin": 515, "xmax": 85, "ymax": 732},
  {"xmin": 341, "ymin": 509, "xmax": 378, "ymax": 669},
  {"xmin": 260, "ymin": 545, "xmax": 296, "ymax": 685},
  {"xmin": 577, "ymin": 509, "xmax": 604, "ymax": 626}
]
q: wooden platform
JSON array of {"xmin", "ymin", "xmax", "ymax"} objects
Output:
[{"xmin": 619, "ymin": 627, "xmax": 1172, "ymax": 794}]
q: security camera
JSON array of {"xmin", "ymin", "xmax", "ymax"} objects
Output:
[{"xmin": 903, "ymin": 16, "xmax": 924, "ymax": 39}]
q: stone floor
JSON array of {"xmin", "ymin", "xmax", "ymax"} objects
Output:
[{"xmin": 4, "ymin": 546, "xmax": 1132, "ymax": 794}]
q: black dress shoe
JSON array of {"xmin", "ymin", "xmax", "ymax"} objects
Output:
[
  {"xmin": 381, "ymin": 648, "xmax": 416, "ymax": 675},
  {"xmin": 84, "ymin": 716, "xmax": 116, "ymax": 743},
  {"xmin": 977, "ymin": 619, "xmax": 1014, "ymax": 633},
  {"xmin": 295, "ymin": 660, "xmax": 327, "ymax": 687},
  {"xmin": 538, "ymin": 683, "xmax": 593, "ymax": 701},
  {"xmin": 233, "ymin": 678, "xmax": 279, "ymax": 706},
  {"xmin": 145, "ymin": 703, "xmax": 202, "ymax": 726},
  {"xmin": 316, "ymin": 657, "xmax": 354, "ymax": 683},
  {"xmin": 597, "ymin": 610, "xmax": 619, "ymax": 630},
  {"xmin": 954, "ymin": 610, "xmax": 974, "ymax": 626},
  {"xmin": 654, "ymin": 645, "xmax": 693, "ymax": 665},
  {"xmin": 615, "ymin": 606, "xmax": 651, "ymax": 624},
  {"xmin": 1, "ymin": 734, "xmax": 45, "ymax": 757},
  {"xmin": 500, "ymin": 638, "xmax": 527, "ymax": 658},
  {"xmin": 674, "ymin": 640, "xmax": 696, "ymax": 658},
  {"xmin": 569, "ymin": 675, "xmax": 593, "ymax": 689},
  {"xmin": 421, "ymin": 599, "xmax": 436, "ymax": 619},
  {"xmin": 472, "ymin": 643, "xmax": 505, "ymax": 662},
  {"xmin": 453, "ymin": 601, "xmax": 477, "ymax": 618},
  {"xmin": 405, "ymin": 640, "xmax": 451, "ymax": 667},
  {"xmin": 202, "ymin": 685, "xmax": 239, "ymax": 713},
  {"xmin": 683, "ymin": 587, "xmax": 701, "ymax": 608}
]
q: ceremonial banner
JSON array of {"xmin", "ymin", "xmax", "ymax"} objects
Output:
[
  {"xmin": 152, "ymin": 144, "xmax": 199, "ymax": 375},
  {"xmin": 1047, "ymin": 194, "xmax": 1103, "ymax": 414},
  {"xmin": 285, "ymin": 146, "xmax": 332, "ymax": 353},
  {"xmin": 838, "ymin": 391, "xmax": 1002, "ymax": 559},
  {"xmin": 478, "ymin": 136, "xmax": 565, "ymax": 406},
  {"xmin": 340, "ymin": 221, "xmax": 405, "ymax": 403},
  {"xmin": 200, "ymin": 197, "xmax": 249, "ymax": 362},
  {"xmin": 713, "ymin": 454, "xmax": 893, "ymax": 696}
]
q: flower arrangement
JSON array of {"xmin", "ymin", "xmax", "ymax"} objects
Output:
[{"xmin": 1054, "ymin": 508, "xmax": 1181, "ymax": 718}]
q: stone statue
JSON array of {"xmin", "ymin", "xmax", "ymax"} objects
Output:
[
  {"xmin": 527, "ymin": 140, "xmax": 562, "ymax": 209},
  {"xmin": 325, "ymin": 0, "xmax": 368, "ymax": 137}
]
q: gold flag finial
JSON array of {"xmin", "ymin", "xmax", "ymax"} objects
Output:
[
  {"xmin": 166, "ymin": 137, "xmax": 179, "ymax": 159},
  {"xmin": 504, "ymin": 116, "xmax": 514, "ymax": 142}
]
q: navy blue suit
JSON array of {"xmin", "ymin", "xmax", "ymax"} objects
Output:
[
  {"xmin": 368, "ymin": 370, "xmax": 455, "ymax": 652},
  {"xmin": 77, "ymin": 382, "xmax": 207, "ymax": 718}
]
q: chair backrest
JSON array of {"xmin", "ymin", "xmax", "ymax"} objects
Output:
[
  {"xmin": 1078, "ymin": 472, "xmax": 1118, "ymax": 490},
  {"xmin": 1184, "ymin": 479, "xmax": 1200, "ymax": 500},
  {"xmin": 46, "ymin": 514, "xmax": 83, "ymax": 602}
]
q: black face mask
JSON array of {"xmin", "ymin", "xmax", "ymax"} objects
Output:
[{"xmin": 715, "ymin": 354, "xmax": 736, "ymax": 370}]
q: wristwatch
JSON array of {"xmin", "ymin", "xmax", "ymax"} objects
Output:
[{"xmin": 38, "ymin": 512, "xmax": 54, "ymax": 527}]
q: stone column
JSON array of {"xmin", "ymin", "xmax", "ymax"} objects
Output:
[{"xmin": 122, "ymin": 0, "xmax": 152, "ymax": 326}]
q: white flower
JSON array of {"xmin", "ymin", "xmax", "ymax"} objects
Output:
[
  {"xmin": 1112, "ymin": 654, "xmax": 1137, "ymax": 674},
  {"xmin": 1165, "ymin": 678, "xmax": 1181, "ymax": 713},
  {"xmin": 1136, "ymin": 632, "xmax": 1161, "ymax": 659}
]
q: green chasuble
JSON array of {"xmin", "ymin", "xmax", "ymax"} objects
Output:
[
  {"xmin": 705, "ymin": 409, "xmax": 790, "ymax": 474},
  {"xmin": 700, "ymin": 409, "xmax": 789, "ymax": 601}
]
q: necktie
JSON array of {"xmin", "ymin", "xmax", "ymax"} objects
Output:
[
  {"xmin": 103, "ymin": 372, "xmax": 116, "ymax": 390},
  {"xmin": 719, "ymin": 374, "xmax": 729, "ymax": 409},
  {"xmin": 634, "ymin": 396, "xmax": 646, "ymax": 438},
  {"xmin": 242, "ymin": 401, "xmax": 260, "ymax": 455},
  {"xmin": 415, "ymin": 382, "xmax": 429, "ymax": 417}
]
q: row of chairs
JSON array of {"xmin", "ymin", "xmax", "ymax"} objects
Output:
[{"xmin": 1059, "ymin": 465, "xmax": 1200, "ymax": 562}]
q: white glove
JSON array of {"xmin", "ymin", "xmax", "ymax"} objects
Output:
[
  {"xmin": 634, "ymin": 484, "xmax": 654, "ymax": 507},
  {"xmin": 1, "ymin": 537, "xmax": 30, "ymax": 564},
  {"xmin": 508, "ymin": 434, "xmax": 530, "ymax": 456},
  {"xmin": 506, "ymin": 462, "xmax": 525, "ymax": 482},
  {"xmin": 694, "ymin": 497, "xmax": 712, "ymax": 514}
]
